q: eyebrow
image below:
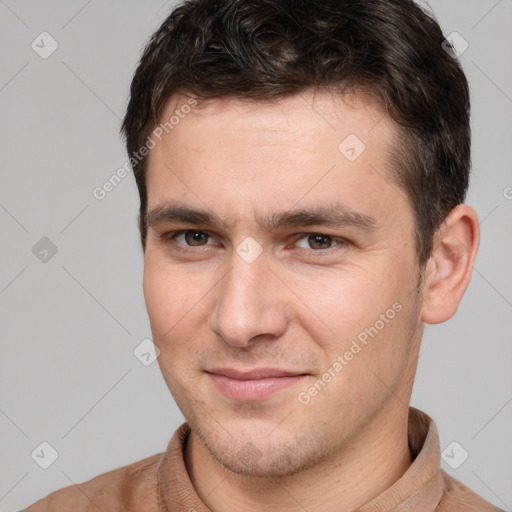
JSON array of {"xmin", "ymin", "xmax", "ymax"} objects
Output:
[{"xmin": 145, "ymin": 201, "xmax": 377, "ymax": 233}]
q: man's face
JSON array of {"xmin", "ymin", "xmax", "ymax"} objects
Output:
[{"xmin": 143, "ymin": 90, "xmax": 424, "ymax": 476}]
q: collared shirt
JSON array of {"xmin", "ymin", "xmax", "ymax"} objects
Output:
[{"xmin": 22, "ymin": 407, "xmax": 503, "ymax": 511}]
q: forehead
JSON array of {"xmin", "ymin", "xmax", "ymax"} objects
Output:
[
  {"xmin": 144, "ymin": 89, "xmax": 407, "ymax": 232},
  {"xmin": 159, "ymin": 89, "xmax": 390, "ymax": 139}
]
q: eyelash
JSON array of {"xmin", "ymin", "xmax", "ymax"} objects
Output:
[{"xmin": 162, "ymin": 230, "xmax": 348, "ymax": 254}]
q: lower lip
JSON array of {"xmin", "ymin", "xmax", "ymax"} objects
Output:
[{"xmin": 208, "ymin": 373, "xmax": 306, "ymax": 400}]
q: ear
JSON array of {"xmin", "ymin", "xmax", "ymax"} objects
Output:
[{"xmin": 420, "ymin": 204, "xmax": 480, "ymax": 324}]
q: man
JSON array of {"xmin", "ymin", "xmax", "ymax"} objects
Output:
[{"xmin": 23, "ymin": 0, "xmax": 503, "ymax": 510}]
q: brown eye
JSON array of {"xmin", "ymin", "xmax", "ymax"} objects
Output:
[
  {"xmin": 183, "ymin": 231, "xmax": 210, "ymax": 246},
  {"xmin": 307, "ymin": 234, "xmax": 333, "ymax": 250}
]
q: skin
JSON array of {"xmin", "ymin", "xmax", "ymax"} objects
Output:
[{"xmin": 142, "ymin": 89, "xmax": 479, "ymax": 512}]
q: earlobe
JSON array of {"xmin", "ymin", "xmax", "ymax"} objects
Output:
[{"xmin": 420, "ymin": 204, "xmax": 480, "ymax": 324}]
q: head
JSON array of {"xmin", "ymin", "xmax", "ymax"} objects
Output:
[{"xmin": 121, "ymin": 0, "xmax": 478, "ymax": 477}]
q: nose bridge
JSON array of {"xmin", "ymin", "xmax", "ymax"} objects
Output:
[{"xmin": 209, "ymin": 248, "xmax": 287, "ymax": 347}]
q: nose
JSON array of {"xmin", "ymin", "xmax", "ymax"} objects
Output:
[{"xmin": 208, "ymin": 247, "xmax": 289, "ymax": 348}]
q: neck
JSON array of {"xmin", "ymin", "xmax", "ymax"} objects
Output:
[{"xmin": 184, "ymin": 403, "xmax": 413, "ymax": 512}]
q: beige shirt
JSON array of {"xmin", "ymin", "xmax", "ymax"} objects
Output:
[{"xmin": 23, "ymin": 407, "xmax": 502, "ymax": 511}]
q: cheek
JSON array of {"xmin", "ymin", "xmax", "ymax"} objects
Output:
[
  {"xmin": 143, "ymin": 257, "xmax": 210, "ymax": 345},
  {"xmin": 143, "ymin": 260, "xmax": 173, "ymax": 330},
  {"xmin": 284, "ymin": 265, "xmax": 394, "ymax": 341},
  {"xmin": 142, "ymin": 256, "xmax": 236, "ymax": 389},
  {"xmin": 289, "ymin": 261, "xmax": 415, "ymax": 384}
]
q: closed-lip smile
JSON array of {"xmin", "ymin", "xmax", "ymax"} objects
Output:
[{"xmin": 206, "ymin": 367, "xmax": 308, "ymax": 400}]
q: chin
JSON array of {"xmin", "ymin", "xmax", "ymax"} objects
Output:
[
  {"xmin": 198, "ymin": 424, "xmax": 330, "ymax": 478},
  {"xmin": 212, "ymin": 445, "xmax": 313, "ymax": 477}
]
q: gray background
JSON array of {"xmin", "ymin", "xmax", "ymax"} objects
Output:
[{"xmin": 1, "ymin": 1, "xmax": 511, "ymax": 510}]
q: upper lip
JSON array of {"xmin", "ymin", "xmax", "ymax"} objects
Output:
[{"xmin": 207, "ymin": 368, "xmax": 306, "ymax": 380}]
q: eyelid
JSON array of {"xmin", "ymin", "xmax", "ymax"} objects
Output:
[
  {"xmin": 166, "ymin": 229, "xmax": 218, "ymax": 247},
  {"xmin": 291, "ymin": 232, "xmax": 348, "ymax": 251}
]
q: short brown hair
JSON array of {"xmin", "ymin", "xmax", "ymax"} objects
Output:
[{"xmin": 122, "ymin": 0, "xmax": 470, "ymax": 266}]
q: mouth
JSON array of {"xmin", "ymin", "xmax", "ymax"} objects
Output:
[{"xmin": 206, "ymin": 367, "xmax": 309, "ymax": 401}]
